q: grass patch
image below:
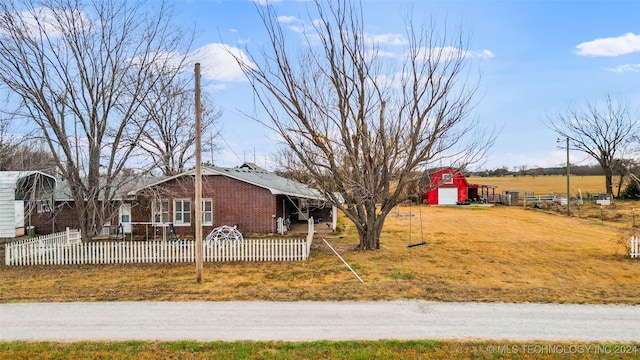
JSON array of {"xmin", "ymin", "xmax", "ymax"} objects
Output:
[
  {"xmin": 385, "ymin": 268, "xmax": 414, "ymax": 280},
  {"xmin": 469, "ymin": 205, "xmax": 489, "ymax": 210},
  {"xmin": 2, "ymin": 341, "xmax": 638, "ymax": 360}
]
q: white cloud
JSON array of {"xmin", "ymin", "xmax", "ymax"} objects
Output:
[
  {"xmin": 288, "ymin": 25, "xmax": 306, "ymax": 34},
  {"xmin": 277, "ymin": 16, "xmax": 299, "ymax": 23},
  {"xmin": 475, "ymin": 49, "xmax": 495, "ymax": 59},
  {"xmin": 605, "ymin": 64, "xmax": 640, "ymax": 73},
  {"xmin": 414, "ymin": 47, "xmax": 494, "ymax": 62},
  {"xmin": 188, "ymin": 43, "xmax": 252, "ymax": 83},
  {"xmin": 364, "ymin": 32, "xmax": 408, "ymax": 46},
  {"xmin": 250, "ymin": 0, "xmax": 282, "ymax": 5},
  {"xmin": 373, "ymin": 72, "xmax": 404, "ymax": 88},
  {"xmin": 575, "ymin": 32, "xmax": 640, "ymax": 57},
  {"xmin": 0, "ymin": 6, "xmax": 90, "ymax": 39},
  {"xmin": 363, "ymin": 50, "xmax": 396, "ymax": 61}
]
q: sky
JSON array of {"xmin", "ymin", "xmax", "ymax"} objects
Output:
[
  {"xmin": 172, "ymin": 0, "xmax": 640, "ymax": 172},
  {"xmin": 5, "ymin": 0, "xmax": 638, "ymax": 172}
]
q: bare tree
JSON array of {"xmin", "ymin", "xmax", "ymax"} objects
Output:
[
  {"xmin": 235, "ymin": 1, "xmax": 493, "ymax": 250},
  {"xmin": 0, "ymin": 118, "xmax": 18, "ymax": 167},
  {"xmin": 548, "ymin": 95, "xmax": 638, "ymax": 195},
  {"xmin": 272, "ymin": 147, "xmax": 316, "ymax": 185},
  {"xmin": 0, "ymin": 0, "xmax": 192, "ymax": 239},
  {"xmin": 133, "ymin": 74, "xmax": 222, "ymax": 176},
  {"xmin": 0, "ymin": 117, "xmax": 58, "ymax": 172}
]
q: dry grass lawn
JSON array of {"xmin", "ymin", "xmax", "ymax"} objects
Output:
[
  {"xmin": 467, "ymin": 175, "xmax": 618, "ymax": 195},
  {"xmin": 2, "ymin": 202, "xmax": 639, "ymax": 304}
]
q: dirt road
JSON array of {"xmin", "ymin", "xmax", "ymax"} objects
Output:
[{"xmin": 1, "ymin": 301, "xmax": 638, "ymax": 342}]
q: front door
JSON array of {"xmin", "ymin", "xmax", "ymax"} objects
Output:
[{"xmin": 119, "ymin": 204, "xmax": 132, "ymax": 233}]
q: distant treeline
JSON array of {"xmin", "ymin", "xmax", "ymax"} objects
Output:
[{"xmin": 468, "ymin": 164, "xmax": 610, "ymax": 177}]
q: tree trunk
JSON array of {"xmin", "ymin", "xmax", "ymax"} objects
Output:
[
  {"xmin": 605, "ymin": 170, "xmax": 613, "ymax": 195},
  {"xmin": 355, "ymin": 208, "xmax": 386, "ymax": 250},
  {"xmin": 616, "ymin": 175, "xmax": 624, "ymax": 197}
]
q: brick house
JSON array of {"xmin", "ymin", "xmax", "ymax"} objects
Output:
[
  {"xmin": 27, "ymin": 165, "xmax": 335, "ymax": 237},
  {"xmin": 129, "ymin": 166, "xmax": 335, "ymax": 237}
]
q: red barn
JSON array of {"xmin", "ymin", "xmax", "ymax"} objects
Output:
[{"xmin": 424, "ymin": 168, "xmax": 495, "ymax": 205}]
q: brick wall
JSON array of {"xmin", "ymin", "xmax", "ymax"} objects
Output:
[
  {"xmin": 133, "ymin": 174, "xmax": 278, "ymax": 237},
  {"xmin": 27, "ymin": 201, "xmax": 118, "ymax": 235}
]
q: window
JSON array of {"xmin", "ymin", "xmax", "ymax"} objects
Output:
[
  {"xmin": 152, "ymin": 200, "xmax": 169, "ymax": 223},
  {"xmin": 174, "ymin": 199, "xmax": 191, "ymax": 226},
  {"xmin": 442, "ymin": 173, "xmax": 454, "ymax": 185},
  {"xmin": 202, "ymin": 199, "xmax": 213, "ymax": 226},
  {"xmin": 36, "ymin": 200, "xmax": 50, "ymax": 213}
]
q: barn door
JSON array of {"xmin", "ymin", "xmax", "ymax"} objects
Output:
[{"xmin": 437, "ymin": 187, "xmax": 458, "ymax": 205}]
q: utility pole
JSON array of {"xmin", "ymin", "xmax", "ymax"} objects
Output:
[
  {"xmin": 195, "ymin": 63, "xmax": 203, "ymax": 283},
  {"xmin": 566, "ymin": 137, "xmax": 571, "ymax": 216}
]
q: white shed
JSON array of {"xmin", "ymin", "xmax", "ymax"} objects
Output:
[{"xmin": 0, "ymin": 171, "xmax": 56, "ymax": 238}]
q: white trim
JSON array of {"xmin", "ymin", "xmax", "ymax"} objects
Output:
[
  {"xmin": 173, "ymin": 198, "xmax": 191, "ymax": 226},
  {"xmin": 202, "ymin": 198, "xmax": 213, "ymax": 226},
  {"xmin": 152, "ymin": 199, "xmax": 169, "ymax": 224}
]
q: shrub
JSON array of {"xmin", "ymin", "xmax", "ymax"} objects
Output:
[{"xmin": 620, "ymin": 182, "xmax": 640, "ymax": 199}]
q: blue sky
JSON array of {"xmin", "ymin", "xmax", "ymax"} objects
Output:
[{"xmin": 179, "ymin": 0, "xmax": 640, "ymax": 170}]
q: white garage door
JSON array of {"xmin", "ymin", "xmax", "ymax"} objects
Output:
[{"xmin": 437, "ymin": 187, "xmax": 458, "ymax": 205}]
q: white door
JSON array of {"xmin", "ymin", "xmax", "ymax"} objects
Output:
[
  {"xmin": 119, "ymin": 204, "xmax": 132, "ymax": 233},
  {"xmin": 437, "ymin": 187, "xmax": 458, "ymax": 205}
]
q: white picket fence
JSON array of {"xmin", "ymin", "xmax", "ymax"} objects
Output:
[
  {"xmin": 4, "ymin": 228, "xmax": 82, "ymax": 265},
  {"xmin": 631, "ymin": 236, "xmax": 639, "ymax": 259},
  {"xmin": 5, "ymin": 220, "xmax": 315, "ymax": 266},
  {"xmin": 9, "ymin": 227, "xmax": 81, "ymax": 247}
]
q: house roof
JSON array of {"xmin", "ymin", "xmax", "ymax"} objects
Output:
[
  {"xmin": 0, "ymin": 171, "xmax": 56, "ymax": 199},
  {"xmin": 209, "ymin": 166, "xmax": 325, "ymax": 200},
  {"xmin": 129, "ymin": 166, "xmax": 326, "ymax": 201},
  {"xmin": 50, "ymin": 166, "xmax": 329, "ymax": 202},
  {"xmin": 53, "ymin": 174, "xmax": 169, "ymax": 201},
  {"xmin": 239, "ymin": 162, "xmax": 266, "ymax": 171},
  {"xmin": 0, "ymin": 171, "xmax": 55, "ymax": 187}
]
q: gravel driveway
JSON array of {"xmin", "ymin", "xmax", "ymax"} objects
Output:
[{"xmin": 1, "ymin": 301, "xmax": 638, "ymax": 342}]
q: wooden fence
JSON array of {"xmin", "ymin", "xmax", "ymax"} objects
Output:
[
  {"xmin": 632, "ymin": 236, "xmax": 639, "ymax": 259},
  {"xmin": 5, "ymin": 220, "xmax": 315, "ymax": 266}
]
